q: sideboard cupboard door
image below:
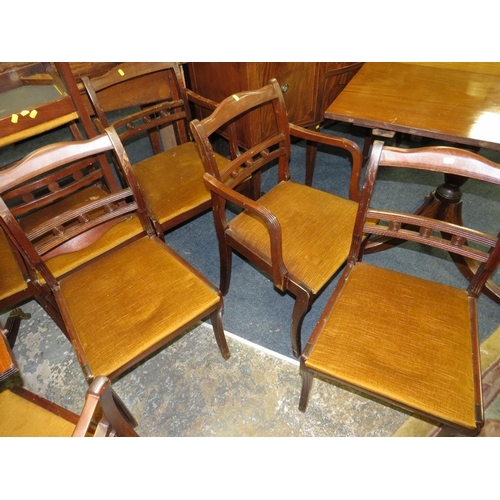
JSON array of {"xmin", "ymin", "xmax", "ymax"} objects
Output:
[{"xmin": 187, "ymin": 62, "xmax": 362, "ymax": 149}]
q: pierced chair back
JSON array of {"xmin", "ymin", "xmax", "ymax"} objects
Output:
[
  {"xmin": 81, "ymin": 62, "xmax": 231, "ymax": 237},
  {"xmin": 0, "ymin": 128, "xmax": 229, "ymax": 384},
  {"xmin": 0, "ymin": 62, "xmax": 112, "ymax": 342},
  {"xmin": 190, "ymin": 79, "xmax": 364, "ymax": 357},
  {"xmin": 299, "ymin": 140, "xmax": 500, "ymax": 435}
]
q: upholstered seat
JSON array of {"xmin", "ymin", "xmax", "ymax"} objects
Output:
[
  {"xmin": 305, "ymin": 261, "xmax": 476, "ymax": 429},
  {"xmin": 60, "ymin": 237, "xmax": 221, "ymax": 377},
  {"xmin": 0, "ymin": 389, "xmax": 76, "ymax": 437},
  {"xmin": 228, "ymin": 180, "xmax": 358, "ymax": 294},
  {"xmin": 132, "ymin": 141, "xmax": 230, "ymax": 230},
  {"xmin": 0, "ymin": 228, "xmax": 27, "ymax": 302}
]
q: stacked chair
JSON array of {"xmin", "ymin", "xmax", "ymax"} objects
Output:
[
  {"xmin": 298, "ymin": 140, "xmax": 500, "ymax": 436},
  {"xmin": 190, "ymin": 78, "xmax": 364, "ymax": 357},
  {"xmin": 0, "ymin": 128, "xmax": 230, "ymax": 392}
]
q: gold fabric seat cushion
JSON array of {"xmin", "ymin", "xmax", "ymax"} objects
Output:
[
  {"xmin": 228, "ymin": 181, "xmax": 359, "ymax": 293},
  {"xmin": 0, "ymin": 390, "xmax": 75, "ymax": 437},
  {"xmin": 305, "ymin": 262, "xmax": 477, "ymax": 429},
  {"xmin": 60, "ymin": 237, "xmax": 220, "ymax": 377},
  {"xmin": 0, "ymin": 228, "xmax": 27, "ymax": 301},
  {"xmin": 132, "ymin": 142, "xmax": 230, "ymax": 225}
]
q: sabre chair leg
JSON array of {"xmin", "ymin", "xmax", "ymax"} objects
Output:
[
  {"xmin": 219, "ymin": 242, "xmax": 233, "ymax": 296},
  {"xmin": 291, "ymin": 290, "xmax": 313, "ymax": 358},
  {"xmin": 299, "ymin": 369, "xmax": 314, "ymax": 412},
  {"xmin": 210, "ymin": 308, "xmax": 230, "ymax": 360}
]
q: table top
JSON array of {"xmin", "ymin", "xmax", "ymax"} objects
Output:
[{"xmin": 325, "ymin": 62, "xmax": 500, "ymax": 151}]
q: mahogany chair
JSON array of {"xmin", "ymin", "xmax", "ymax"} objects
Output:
[
  {"xmin": 299, "ymin": 140, "xmax": 500, "ymax": 436},
  {"xmin": 81, "ymin": 62, "xmax": 240, "ymax": 238},
  {"xmin": 0, "ymin": 63, "xmax": 118, "ymax": 344},
  {"xmin": 190, "ymin": 79, "xmax": 363, "ymax": 358},
  {"xmin": 0, "ymin": 128, "xmax": 230, "ymax": 388},
  {"xmin": 0, "ymin": 326, "xmax": 138, "ymax": 436}
]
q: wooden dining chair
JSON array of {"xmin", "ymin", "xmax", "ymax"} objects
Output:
[
  {"xmin": 0, "ymin": 62, "xmax": 119, "ymax": 345},
  {"xmin": 81, "ymin": 62, "xmax": 243, "ymax": 239},
  {"xmin": 0, "ymin": 325, "xmax": 138, "ymax": 437},
  {"xmin": 190, "ymin": 79, "xmax": 363, "ymax": 358},
  {"xmin": 299, "ymin": 140, "xmax": 500, "ymax": 436},
  {"xmin": 0, "ymin": 128, "xmax": 230, "ymax": 387}
]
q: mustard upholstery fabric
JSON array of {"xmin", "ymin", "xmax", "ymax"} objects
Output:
[
  {"xmin": 228, "ymin": 181, "xmax": 359, "ymax": 293},
  {"xmin": 305, "ymin": 262, "xmax": 477, "ymax": 429},
  {"xmin": 0, "ymin": 390, "xmax": 75, "ymax": 437},
  {"xmin": 131, "ymin": 142, "xmax": 230, "ymax": 225},
  {"xmin": 60, "ymin": 237, "xmax": 220, "ymax": 377},
  {"xmin": 0, "ymin": 227, "xmax": 27, "ymax": 301}
]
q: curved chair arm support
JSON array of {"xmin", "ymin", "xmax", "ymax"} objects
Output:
[
  {"xmin": 288, "ymin": 123, "xmax": 363, "ymax": 201},
  {"xmin": 203, "ymin": 173, "xmax": 289, "ymax": 290},
  {"xmin": 72, "ymin": 376, "xmax": 138, "ymax": 437}
]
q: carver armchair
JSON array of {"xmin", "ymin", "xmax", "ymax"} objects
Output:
[
  {"xmin": 0, "ymin": 128, "xmax": 230, "ymax": 388},
  {"xmin": 190, "ymin": 79, "xmax": 363, "ymax": 357},
  {"xmin": 299, "ymin": 140, "xmax": 500, "ymax": 436},
  {"xmin": 81, "ymin": 62, "xmax": 243, "ymax": 238}
]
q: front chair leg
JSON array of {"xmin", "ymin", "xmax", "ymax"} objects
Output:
[
  {"xmin": 291, "ymin": 290, "xmax": 313, "ymax": 357},
  {"xmin": 218, "ymin": 240, "xmax": 233, "ymax": 296},
  {"xmin": 210, "ymin": 308, "xmax": 230, "ymax": 360},
  {"xmin": 299, "ymin": 368, "xmax": 313, "ymax": 412}
]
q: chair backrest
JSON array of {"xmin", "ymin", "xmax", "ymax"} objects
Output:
[
  {"xmin": 353, "ymin": 140, "xmax": 500, "ymax": 297},
  {"xmin": 0, "ymin": 128, "xmax": 154, "ymax": 288},
  {"xmin": 190, "ymin": 78, "xmax": 292, "ymax": 191},
  {"xmin": 82, "ymin": 62, "xmax": 193, "ymax": 154},
  {"xmin": 0, "ymin": 63, "xmax": 119, "ymax": 322}
]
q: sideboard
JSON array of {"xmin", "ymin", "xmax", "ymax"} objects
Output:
[{"xmin": 187, "ymin": 62, "xmax": 363, "ymax": 148}]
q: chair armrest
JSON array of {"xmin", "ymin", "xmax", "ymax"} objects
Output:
[
  {"xmin": 203, "ymin": 173, "xmax": 289, "ymax": 290},
  {"xmin": 288, "ymin": 123, "xmax": 363, "ymax": 202},
  {"xmin": 72, "ymin": 376, "xmax": 138, "ymax": 437},
  {"xmin": 186, "ymin": 88, "xmax": 218, "ymax": 112}
]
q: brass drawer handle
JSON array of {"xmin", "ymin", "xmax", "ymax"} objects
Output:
[{"xmin": 281, "ymin": 83, "xmax": 289, "ymax": 94}]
